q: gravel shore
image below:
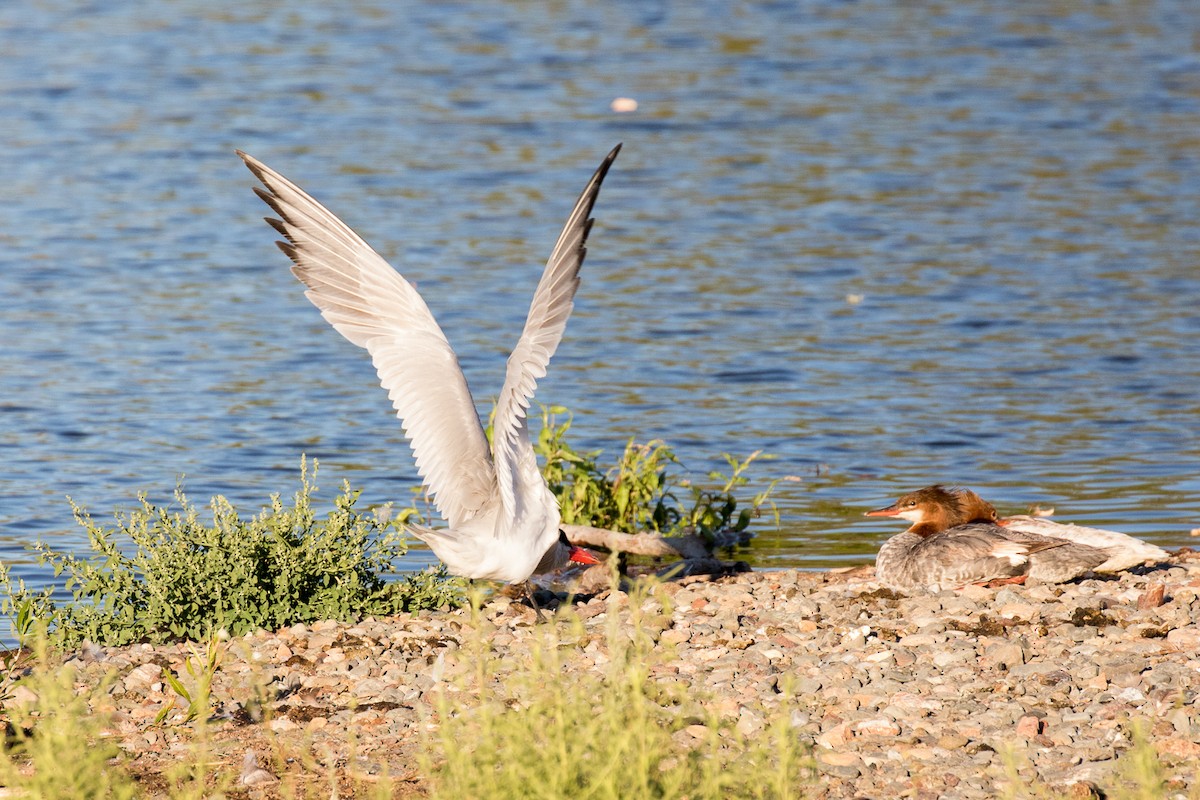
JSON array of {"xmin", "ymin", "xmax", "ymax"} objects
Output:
[{"xmin": 35, "ymin": 551, "xmax": 1200, "ymax": 798}]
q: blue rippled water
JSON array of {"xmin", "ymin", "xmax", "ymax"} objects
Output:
[{"xmin": 1, "ymin": 1, "xmax": 1198, "ymax": 595}]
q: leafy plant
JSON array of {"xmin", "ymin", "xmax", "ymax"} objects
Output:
[
  {"xmin": 677, "ymin": 449, "xmax": 782, "ymax": 539},
  {"xmin": 533, "ymin": 404, "xmax": 780, "ymax": 538},
  {"xmin": 25, "ymin": 458, "xmax": 463, "ymax": 647},
  {"xmin": 156, "ymin": 633, "xmax": 226, "ymax": 725},
  {"xmin": 0, "ymin": 560, "xmax": 56, "ymax": 649},
  {"xmin": 1, "ymin": 403, "xmax": 777, "ymax": 650}
]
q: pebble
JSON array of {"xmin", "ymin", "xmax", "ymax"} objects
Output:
[
  {"xmin": 816, "ymin": 750, "xmax": 862, "ymax": 779},
  {"xmin": 41, "ymin": 551, "xmax": 1200, "ymax": 798}
]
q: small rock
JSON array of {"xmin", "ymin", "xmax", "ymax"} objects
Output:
[
  {"xmin": 10, "ymin": 685, "xmax": 39, "ymax": 707},
  {"xmin": 1016, "ymin": 715, "xmax": 1044, "ymax": 737},
  {"xmin": 736, "ymin": 708, "xmax": 764, "ymax": 737},
  {"xmin": 1137, "ymin": 584, "xmax": 1166, "ymax": 609},
  {"xmin": 816, "ymin": 751, "xmax": 862, "ymax": 779},
  {"xmin": 817, "ymin": 721, "xmax": 852, "ymax": 749},
  {"xmin": 240, "ymin": 750, "xmax": 276, "ymax": 786},
  {"xmin": 660, "ymin": 628, "xmax": 690, "ymax": 645},
  {"xmin": 123, "ymin": 663, "xmax": 163, "ymax": 694},
  {"xmin": 1114, "ymin": 687, "xmax": 1145, "ymax": 704},
  {"xmin": 957, "ymin": 584, "xmax": 994, "ymax": 601},
  {"xmin": 1155, "ymin": 738, "xmax": 1200, "ymax": 759},
  {"xmin": 1166, "ymin": 626, "xmax": 1200, "ymax": 649},
  {"xmin": 998, "ymin": 603, "xmax": 1038, "ymax": 620},
  {"xmin": 78, "ymin": 640, "xmax": 106, "ymax": 663},
  {"xmin": 985, "ymin": 641, "xmax": 1026, "ymax": 670},
  {"xmin": 1063, "ymin": 781, "xmax": 1103, "ymax": 799},
  {"xmin": 841, "ymin": 625, "xmax": 872, "ymax": 647},
  {"xmin": 937, "ymin": 734, "xmax": 969, "ymax": 750},
  {"xmin": 852, "ymin": 718, "xmax": 901, "ymax": 737},
  {"xmin": 932, "ymin": 649, "xmax": 972, "ymax": 668}
]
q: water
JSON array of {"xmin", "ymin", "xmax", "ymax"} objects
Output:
[{"xmin": 2, "ymin": 1, "xmax": 1199, "ymax": 597}]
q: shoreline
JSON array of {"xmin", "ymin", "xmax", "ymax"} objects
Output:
[{"xmin": 10, "ymin": 553, "xmax": 1200, "ymax": 798}]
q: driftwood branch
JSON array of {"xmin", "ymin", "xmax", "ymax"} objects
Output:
[{"xmin": 561, "ymin": 524, "xmax": 752, "ymax": 559}]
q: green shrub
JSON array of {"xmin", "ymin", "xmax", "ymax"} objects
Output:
[
  {"xmin": 533, "ymin": 404, "xmax": 780, "ymax": 538},
  {"xmin": 20, "ymin": 458, "xmax": 463, "ymax": 647}
]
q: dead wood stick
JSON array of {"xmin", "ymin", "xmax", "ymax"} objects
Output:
[{"xmin": 561, "ymin": 524, "xmax": 751, "ymax": 559}]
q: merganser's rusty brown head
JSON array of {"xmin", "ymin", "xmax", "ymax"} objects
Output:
[
  {"xmin": 865, "ymin": 485, "xmax": 999, "ymax": 536},
  {"xmin": 953, "ymin": 488, "xmax": 1001, "ymax": 525}
]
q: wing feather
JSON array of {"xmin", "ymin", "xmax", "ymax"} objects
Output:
[
  {"xmin": 239, "ymin": 151, "xmax": 496, "ymax": 528},
  {"xmin": 491, "ymin": 145, "xmax": 621, "ymax": 518}
]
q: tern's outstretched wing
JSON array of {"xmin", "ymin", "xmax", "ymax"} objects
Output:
[
  {"xmin": 490, "ymin": 145, "xmax": 621, "ymax": 520},
  {"xmin": 240, "ymin": 151, "xmax": 495, "ymax": 528}
]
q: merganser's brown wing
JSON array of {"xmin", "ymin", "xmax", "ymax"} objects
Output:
[
  {"xmin": 910, "ymin": 524, "xmax": 1042, "ymax": 586},
  {"xmin": 988, "ymin": 526, "xmax": 1110, "ymax": 582}
]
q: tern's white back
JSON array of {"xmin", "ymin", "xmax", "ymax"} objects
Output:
[{"xmin": 240, "ymin": 145, "xmax": 621, "ymax": 582}]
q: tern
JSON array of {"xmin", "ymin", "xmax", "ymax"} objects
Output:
[{"xmin": 239, "ymin": 145, "xmax": 619, "ymax": 604}]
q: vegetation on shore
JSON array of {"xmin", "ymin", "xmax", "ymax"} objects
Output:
[
  {"xmin": 0, "ymin": 582, "xmax": 815, "ymax": 799},
  {"xmin": 530, "ymin": 404, "xmax": 781, "ymax": 539},
  {"xmin": 0, "ymin": 582, "xmax": 1186, "ymax": 799},
  {"xmin": 423, "ymin": 578, "xmax": 811, "ymax": 799},
  {"xmin": 1, "ymin": 458, "xmax": 460, "ymax": 649},
  {"xmin": 0, "ymin": 412, "xmax": 787, "ymax": 797},
  {"xmin": 2, "ymin": 406, "xmax": 780, "ymax": 650},
  {"xmin": 0, "ymin": 410, "xmax": 1181, "ymax": 798}
]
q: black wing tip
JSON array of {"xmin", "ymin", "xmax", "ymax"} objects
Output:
[
  {"xmin": 570, "ymin": 143, "xmax": 622, "ymax": 225},
  {"xmin": 252, "ymin": 186, "xmax": 289, "ymax": 223},
  {"xmin": 237, "ymin": 149, "xmax": 272, "ymax": 184},
  {"xmin": 594, "ymin": 143, "xmax": 622, "ymax": 183},
  {"xmin": 276, "ymin": 240, "xmax": 303, "ymax": 266}
]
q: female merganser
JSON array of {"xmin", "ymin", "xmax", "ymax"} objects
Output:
[
  {"xmin": 239, "ymin": 147, "xmax": 618, "ymax": 590},
  {"xmin": 946, "ymin": 488, "xmax": 1168, "ymax": 573},
  {"xmin": 865, "ymin": 486, "xmax": 1110, "ymax": 593}
]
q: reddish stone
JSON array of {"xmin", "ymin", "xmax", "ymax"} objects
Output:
[{"xmin": 1015, "ymin": 715, "xmax": 1044, "ymax": 737}]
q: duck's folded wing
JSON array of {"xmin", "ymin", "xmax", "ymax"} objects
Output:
[
  {"xmin": 240, "ymin": 151, "xmax": 496, "ymax": 528},
  {"xmin": 491, "ymin": 145, "xmax": 621, "ymax": 518},
  {"xmin": 914, "ymin": 525, "xmax": 1040, "ymax": 584}
]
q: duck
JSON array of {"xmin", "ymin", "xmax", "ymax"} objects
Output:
[
  {"xmin": 947, "ymin": 488, "xmax": 1168, "ymax": 573},
  {"xmin": 238, "ymin": 146, "xmax": 620, "ymax": 598},
  {"xmin": 864, "ymin": 485, "xmax": 1111, "ymax": 592}
]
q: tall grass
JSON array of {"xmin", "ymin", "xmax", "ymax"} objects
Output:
[
  {"xmin": 999, "ymin": 721, "xmax": 1192, "ymax": 800},
  {"xmin": 421, "ymin": 576, "xmax": 812, "ymax": 799},
  {"xmin": 0, "ymin": 616, "xmax": 1192, "ymax": 797},
  {"xmin": 0, "ymin": 634, "xmax": 140, "ymax": 799}
]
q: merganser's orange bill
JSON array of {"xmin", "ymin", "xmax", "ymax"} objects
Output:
[
  {"xmin": 864, "ymin": 505, "xmax": 901, "ymax": 517},
  {"xmin": 568, "ymin": 546, "xmax": 601, "ymax": 565}
]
